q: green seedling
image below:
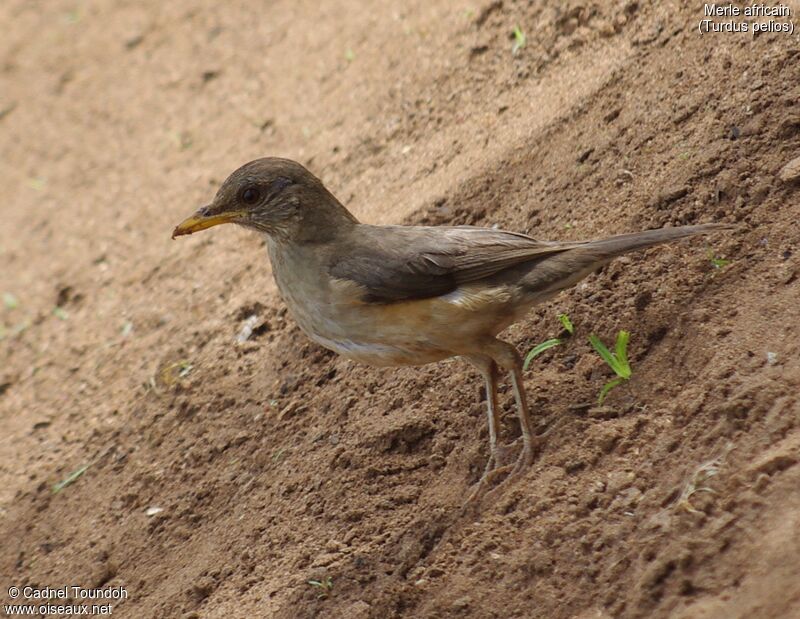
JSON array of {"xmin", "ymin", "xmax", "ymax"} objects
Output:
[
  {"xmin": 307, "ymin": 576, "xmax": 333, "ymax": 599},
  {"xmin": 3, "ymin": 292, "xmax": 18, "ymax": 309},
  {"xmin": 169, "ymin": 131, "xmax": 193, "ymax": 150},
  {"xmin": 524, "ymin": 313, "xmax": 578, "ymax": 370},
  {"xmin": 707, "ymin": 249, "xmax": 730, "ymax": 269},
  {"xmin": 588, "ymin": 331, "xmax": 632, "ymax": 405},
  {"xmin": 27, "ymin": 177, "xmax": 46, "ymax": 191},
  {"xmin": 53, "ymin": 306, "xmax": 68, "ymax": 320},
  {"xmin": 161, "ymin": 360, "xmax": 193, "ymax": 380},
  {"xmin": 523, "ymin": 338, "xmax": 561, "ymax": 370},
  {"xmin": 52, "ymin": 464, "xmax": 89, "ymax": 494},
  {"xmin": 344, "ymin": 48, "xmax": 355, "ymax": 62},
  {"xmin": 512, "ymin": 26, "xmax": 526, "ymax": 54}
]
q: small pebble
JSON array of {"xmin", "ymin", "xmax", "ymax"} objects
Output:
[{"xmin": 778, "ymin": 156, "xmax": 800, "ymax": 183}]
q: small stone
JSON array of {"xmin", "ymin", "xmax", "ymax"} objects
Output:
[
  {"xmin": 452, "ymin": 596, "xmax": 472, "ymax": 610},
  {"xmin": 325, "ymin": 540, "xmax": 346, "ymax": 553},
  {"xmin": 778, "ymin": 156, "xmax": 800, "ymax": 183},
  {"xmin": 650, "ymin": 184, "xmax": 689, "ymax": 209},
  {"xmin": 752, "ymin": 453, "xmax": 797, "ymax": 476},
  {"xmin": 588, "ymin": 406, "xmax": 618, "ymax": 419},
  {"xmin": 344, "ymin": 601, "xmax": 371, "ymax": 618}
]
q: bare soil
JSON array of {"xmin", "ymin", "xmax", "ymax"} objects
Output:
[{"xmin": 2, "ymin": 1, "xmax": 800, "ymax": 618}]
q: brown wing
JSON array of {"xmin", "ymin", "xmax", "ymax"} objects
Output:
[{"xmin": 328, "ymin": 225, "xmax": 581, "ymax": 303}]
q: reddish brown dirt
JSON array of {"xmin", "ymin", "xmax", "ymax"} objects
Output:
[{"xmin": 2, "ymin": 1, "xmax": 800, "ymax": 618}]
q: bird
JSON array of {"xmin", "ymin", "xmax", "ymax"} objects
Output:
[{"xmin": 173, "ymin": 157, "xmax": 732, "ymax": 497}]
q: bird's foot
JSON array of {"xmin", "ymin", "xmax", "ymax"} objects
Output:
[
  {"xmin": 465, "ymin": 463, "xmax": 514, "ymax": 506},
  {"xmin": 465, "ymin": 430, "xmax": 551, "ymax": 507}
]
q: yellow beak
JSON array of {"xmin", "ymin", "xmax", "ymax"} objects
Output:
[{"xmin": 172, "ymin": 209, "xmax": 246, "ymax": 239}]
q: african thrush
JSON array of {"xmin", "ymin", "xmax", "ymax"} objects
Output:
[{"xmin": 173, "ymin": 158, "xmax": 732, "ymax": 495}]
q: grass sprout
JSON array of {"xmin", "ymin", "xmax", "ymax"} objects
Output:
[
  {"xmin": 161, "ymin": 360, "xmax": 193, "ymax": 384},
  {"xmin": 3, "ymin": 293, "xmax": 19, "ymax": 309},
  {"xmin": 524, "ymin": 313, "xmax": 579, "ymax": 370},
  {"xmin": 523, "ymin": 338, "xmax": 561, "ymax": 370},
  {"xmin": 52, "ymin": 464, "xmax": 89, "ymax": 494},
  {"xmin": 512, "ymin": 26, "xmax": 526, "ymax": 54},
  {"xmin": 588, "ymin": 331, "xmax": 632, "ymax": 405},
  {"xmin": 307, "ymin": 576, "xmax": 333, "ymax": 598},
  {"xmin": 707, "ymin": 249, "xmax": 731, "ymax": 269}
]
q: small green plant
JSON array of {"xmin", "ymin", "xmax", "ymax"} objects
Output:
[
  {"xmin": 27, "ymin": 177, "xmax": 46, "ymax": 191},
  {"xmin": 52, "ymin": 464, "xmax": 89, "ymax": 494},
  {"xmin": 588, "ymin": 331, "xmax": 632, "ymax": 405},
  {"xmin": 707, "ymin": 249, "xmax": 730, "ymax": 269},
  {"xmin": 307, "ymin": 576, "xmax": 333, "ymax": 599},
  {"xmin": 523, "ymin": 338, "xmax": 561, "ymax": 370},
  {"xmin": 524, "ymin": 313, "xmax": 577, "ymax": 370},
  {"xmin": 512, "ymin": 26, "xmax": 526, "ymax": 54},
  {"xmin": 3, "ymin": 292, "xmax": 19, "ymax": 309}
]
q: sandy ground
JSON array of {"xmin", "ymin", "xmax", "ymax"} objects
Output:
[{"xmin": 2, "ymin": 1, "xmax": 800, "ymax": 617}]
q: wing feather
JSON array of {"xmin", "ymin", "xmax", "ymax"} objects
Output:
[{"xmin": 328, "ymin": 225, "xmax": 581, "ymax": 303}]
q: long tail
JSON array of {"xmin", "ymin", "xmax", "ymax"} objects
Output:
[
  {"xmin": 572, "ymin": 223, "xmax": 735, "ymax": 260},
  {"xmin": 521, "ymin": 223, "xmax": 734, "ymax": 296}
]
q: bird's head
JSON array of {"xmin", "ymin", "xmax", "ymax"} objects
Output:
[{"xmin": 172, "ymin": 158, "xmax": 357, "ymax": 242}]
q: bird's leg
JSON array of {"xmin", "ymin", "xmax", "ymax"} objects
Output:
[
  {"xmin": 486, "ymin": 339, "xmax": 545, "ymax": 478},
  {"xmin": 463, "ymin": 355, "xmax": 513, "ymax": 502},
  {"xmin": 464, "ymin": 355, "xmax": 500, "ymax": 471},
  {"xmin": 508, "ymin": 355, "xmax": 537, "ymax": 473}
]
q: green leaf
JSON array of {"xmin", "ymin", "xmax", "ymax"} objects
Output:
[
  {"xmin": 597, "ymin": 377, "xmax": 624, "ymax": 405},
  {"xmin": 52, "ymin": 464, "xmax": 89, "ymax": 493},
  {"xmin": 3, "ymin": 292, "xmax": 19, "ymax": 309},
  {"xmin": 589, "ymin": 334, "xmax": 616, "ymax": 369},
  {"xmin": 53, "ymin": 306, "xmax": 68, "ymax": 320},
  {"xmin": 307, "ymin": 576, "xmax": 333, "ymax": 598},
  {"xmin": 589, "ymin": 332, "xmax": 632, "ymax": 379},
  {"xmin": 512, "ymin": 26, "xmax": 526, "ymax": 54},
  {"xmin": 707, "ymin": 248, "xmax": 731, "ymax": 269},
  {"xmin": 614, "ymin": 330, "xmax": 631, "ymax": 379},
  {"xmin": 558, "ymin": 313, "xmax": 574, "ymax": 335},
  {"xmin": 523, "ymin": 338, "xmax": 562, "ymax": 370}
]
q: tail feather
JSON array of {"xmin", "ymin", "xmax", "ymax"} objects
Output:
[
  {"xmin": 520, "ymin": 223, "xmax": 734, "ymax": 296},
  {"xmin": 575, "ymin": 223, "xmax": 735, "ymax": 261}
]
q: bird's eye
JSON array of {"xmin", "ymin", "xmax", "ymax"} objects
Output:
[{"xmin": 241, "ymin": 187, "xmax": 261, "ymax": 204}]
